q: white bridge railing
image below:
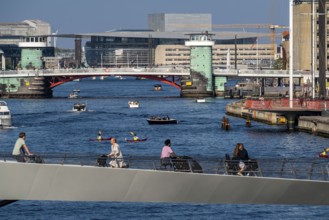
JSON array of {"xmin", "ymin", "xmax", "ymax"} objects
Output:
[
  {"xmin": 0, "ymin": 67, "xmax": 190, "ymax": 78},
  {"xmin": 1, "ymin": 153, "xmax": 328, "ymax": 181},
  {"xmin": 1, "ymin": 68, "xmax": 328, "ymax": 78}
]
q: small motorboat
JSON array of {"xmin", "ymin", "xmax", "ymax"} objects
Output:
[
  {"xmin": 115, "ymin": 76, "xmax": 125, "ymax": 80},
  {"xmin": 69, "ymin": 89, "xmax": 80, "ymax": 98},
  {"xmin": 125, "ymin": 138, "xmax": 148, "ymax": 143},
  {"xmin": 69, "ymin": 92, "xmax": 78, "ymax": 99},
  {"xmin": 73, "ymin": 103, "xmax": 86, "ymax": 112},
  {"xmin": 196, "ymin": 98, "xmax": 206, "ymax": 103},
  {"xmin": 153, "ymin": 84, "xmax": 162, "ymax": 91},
  {"xmin": 128, "ymin": 101, "xmax": 140, "ymax": 108},
  {"xmin": 0, "ymin": 101, "xmax": 12, "ymax": 128},
  {"xmin": 147, "ymin": 116, "xmax": 178, "ymax": 125}
]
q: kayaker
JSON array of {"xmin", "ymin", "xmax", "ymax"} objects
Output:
[
  {"xmin": 97, "ymin": 130, "xmax": 102, "ymax": 141},
  {"xmin": 319, "ymin": 148, "xmax": 329, "ymax": 158},
  {"xmin": 133, "ymin": 134, "xmax": 139, "ymax": 141}
]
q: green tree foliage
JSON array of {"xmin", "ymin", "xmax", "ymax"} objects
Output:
[{"xmin": 273, "ymin": 58, "xmax": 285, "ymax": 70}]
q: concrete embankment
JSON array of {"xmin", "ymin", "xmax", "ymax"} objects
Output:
[
  {"xmin": 298, "ymin": 116, "xmax": 329, "ymax": 137},
  {"xmin": 226, "ymin": 100, "xmax": 329, "ymax": 137},
  {"xmin": 226, "ymin": 100, "xmax": 286, "ymax": 125}
]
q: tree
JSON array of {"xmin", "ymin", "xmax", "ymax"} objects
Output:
[{"xmin": 273, "ymin": 58, "xmax": 285, "ymax": 70}]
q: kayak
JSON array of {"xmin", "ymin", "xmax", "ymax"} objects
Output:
[
  {"xmin": 319, "ymin": 148, "xmax": 329, "ymax": 158},
  {"xmin": 89, "ymin": 137, "xmax": 112, "ymax": 141},
  {"xmin": 125, "ymin": 138, "xmax": 148, "ymax": 143}
]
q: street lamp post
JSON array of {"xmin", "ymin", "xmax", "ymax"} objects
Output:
[
  {"xmin": 101, "ymin": 53, "xmax": 103, "ymax": 68},
  {"xmin": 289, "ymin": 0, "xmax": 294, "ymax": 108},
  {"xmin": 312, "ymin": 0, "xmax": 315, "ymax": 98}
]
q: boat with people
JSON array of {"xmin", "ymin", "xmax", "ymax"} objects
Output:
[
  {"xmin": 0, "ymin": 101, "xmax": 11, "ymax": 128},
  {"xmin": 114, "ymin": 75, "xmax": 125, "ymax": 80},
  {"xmin": 147, "ymin": 116, "xmax": 178, "ymax": 124},
  {"xmin": 128, "ymin": 101, "xmax": 139, "ymax": 108},
  {"xmin": 153, "ymin": 84, "xmax": 162, "ymax": 91},
  {"xmin": 72, "ymin": 103, "xmax": 86, "ymax": 112},
  {"xmin": 68, "ymin": 90, "xmax": 79, "ymax": 99},
  {"xmin": 1, "ymin": 153, "xmax": 329, "ymax": 205}
]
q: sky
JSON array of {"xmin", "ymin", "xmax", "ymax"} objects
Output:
[{"xmin": 1, "ymin": 0, "xmax": 289, "ymax": 48}]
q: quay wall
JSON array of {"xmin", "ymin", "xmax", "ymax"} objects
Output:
[
  {"xmin": 226, "ymin": 100, "xmax": 286, "ymax": 125},
  {"xmin": 298, "ymin": 116, "xmax": 329, "ymax": 137},
  {"xmin": 226, "ymin": 100, "xmax": 329, "ymax": 137}
]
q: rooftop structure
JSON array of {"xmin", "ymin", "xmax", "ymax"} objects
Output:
[
  {"xmin": 0, "ymin": 20, "xmax": 53, "ymax": 70},
  {"xmin": 148, "ymin": 13, "xmax": 212, "ymax": 32},
  {"xmin": 0, "ymin": 20, "xmax": 51, "ymax": 45}
]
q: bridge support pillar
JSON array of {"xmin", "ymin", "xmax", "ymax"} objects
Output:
[
  {"xmin": 182, "ymin": 32, "xmax": 215, "ymax": 97},
  {"xmin": 75, "ymin": 38, "xmax": 82, "ymax": 68},
  {"xmin": 278, "ymin": 77, "xmax": 282, "ymax": 87},
  {"xmin": 284, "ymin": 113, "xmax": 298, "ymax": 131},
  {"xmin": 0, "ymin": 76, "xmax": 52, "ymax": 98},
  {"xmin": 261, "ymin": 78, "xmax": 265, "ymax": 96}
]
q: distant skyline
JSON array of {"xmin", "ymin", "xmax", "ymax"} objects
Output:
[{"xmin": 1, "ymin": 0, "xmax": 289, "ymax": 48}]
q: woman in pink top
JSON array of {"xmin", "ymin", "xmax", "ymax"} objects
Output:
[
  {"xmin": 161, "ymin": 139, "xmax": 177, "ymax": 158},
  {"xmin": 160, "ymin": 139, "xmax": 178, "ymax": 168}
]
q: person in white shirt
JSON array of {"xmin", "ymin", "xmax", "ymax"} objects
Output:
[
  {"xmin": 108, "ymin": 137, "xmax": 125, "ymax": 168},
  {"xmin": 12, "ymin": 132, "xmax": 33, "ymax": 162}
]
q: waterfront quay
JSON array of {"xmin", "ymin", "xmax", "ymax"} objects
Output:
[
  {"xmin": 226, "ymin": 99, "xmax": 287, "ymax": 125},
  {"xmin": 226, "ymin": 97, "xmax": 329, "ymax": 137},
  {"xmin": 298, "ymin": 115, "xmax": 329, "ymax": 137}
]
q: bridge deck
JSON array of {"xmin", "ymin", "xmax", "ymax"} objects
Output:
[
  {"xmin": 1, "ymin": 154, "xmax": 329, "ymax": 205},
  {"xmin": 1, "ymin": 68, "xmax": 328, "ymax": 78}
]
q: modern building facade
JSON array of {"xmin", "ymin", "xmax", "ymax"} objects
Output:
[
  {"xmin": 0, "ymin": 20, "xmax": 54, "ymax": 70},
  {"xmin": 155, "ymin": 43, "xmax": 274, "ymax": 68},
  {"xmin": 282, "ymin": 1, "xmax": 328, "ymax": 71},
  {"xmin": 85, "ymin": 31, "xmax": 273, "ymax": 69},
  {"xmin": 84, "ymin": 13, "xmax": 276, "ymax": 69}
]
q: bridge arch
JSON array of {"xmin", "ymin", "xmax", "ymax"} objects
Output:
[{"xmin": 47, "ymin": 75, "xmax": 181, "ymax": 90}]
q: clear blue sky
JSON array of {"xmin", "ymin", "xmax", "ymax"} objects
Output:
[{"xmin": 1, "ymin": 0, "xmax": 289, "ymax": 48}]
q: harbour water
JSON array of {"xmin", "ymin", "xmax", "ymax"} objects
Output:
[{"xmin": 0, "ymin": 77, "xmax": 329, "ymax": 219}]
